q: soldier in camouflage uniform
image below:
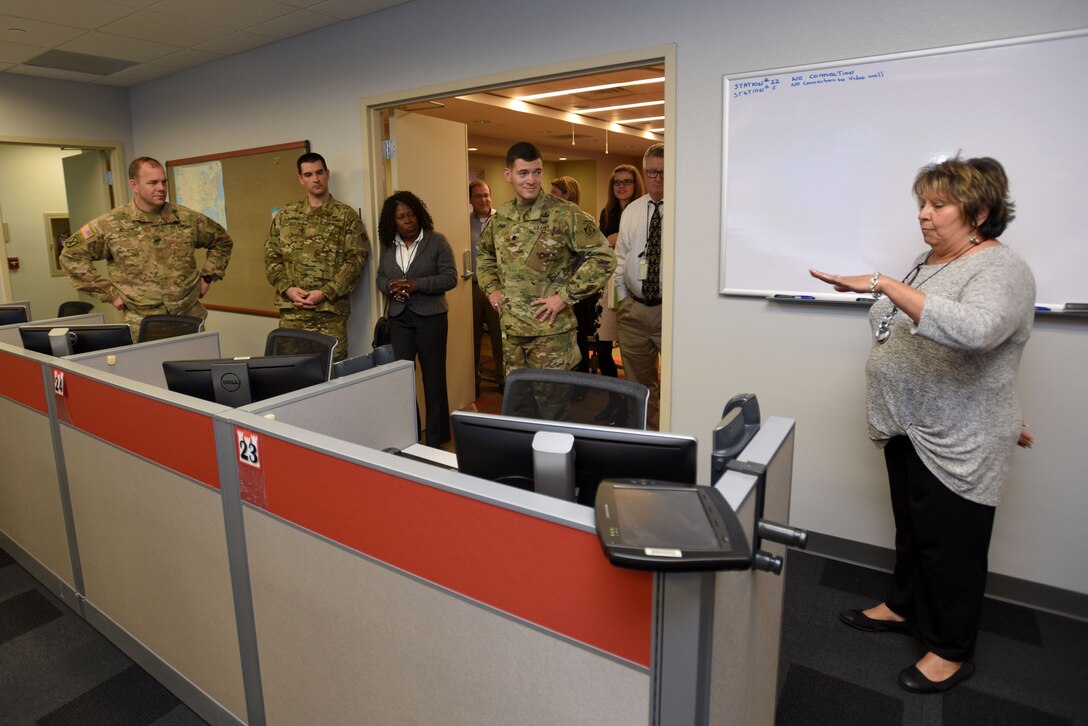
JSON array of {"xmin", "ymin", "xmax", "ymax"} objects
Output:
[
  {"xmin": 476, "ymin": 142, "xmax": 615, "ymax": 376},
  {"xmin": 60, "ymin": 157, "xmax": 233, "ymax": 342},
  {"xmin": 265, "ymin": 152, "xmax": 369, "ymax": 361}
]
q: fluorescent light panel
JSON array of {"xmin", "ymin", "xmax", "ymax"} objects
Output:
[{"xmin": 518, "ymin": 77, "xmax": 664, "ymax": 101}]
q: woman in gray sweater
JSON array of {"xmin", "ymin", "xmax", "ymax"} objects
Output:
[
  {"xmin": 810, "ymin": 156, "xmax": 1035, "ymax": 693},
  {"xmin": 376, "ymin": 191, "xmax": 458, "ymax": 446}
]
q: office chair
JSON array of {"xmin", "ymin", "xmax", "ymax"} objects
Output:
[
  {"xmin": 501, "ymin": 368, "xmax": 650, "ymax": 430},
  {"xmin": 333, "ymin": 353, "xmax": 376, "ymax": 378},
  {"xmin": 371, "ymin": 343, "xmax": 396, "ymax": 366},
  {"xmin": 265, "ymin": 329, "xmax": 338, "ymax": 379},
  {"xmin": 57, "ymin": 300, "xmax": 94, "ymax": 317},
  {"xmin": 138, "ymin": 314, "xmax": 204, "ymax": 342}
]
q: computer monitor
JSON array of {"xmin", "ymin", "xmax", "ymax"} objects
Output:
[
  {"xmin": 163, "ymin": 354, "xmax": 330, "ymax": 407},
  {"xmin": 450, "ymin": 410, "xmax": 698, "ymax": 505},
  {"xmin": 19, "ymin": 324, "xmax": 133, "ymax": 356},
  {"xmin": 0, "ymin": 305, "xmax": 30, "ymax": 326}
]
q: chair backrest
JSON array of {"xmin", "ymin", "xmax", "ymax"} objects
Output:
[
  {"xmin": 371, "ymin": 343, "xmax": 396, "ymax": 366},
  {"xmin": 58, "ymin": 300, "xmax": 95, "ymax": 317},
  {"xmin": 265, "ymin": 329, "xmax": 338, "ymax": 379},
  {"xmin": 138, "ymin": 314, "xmax": 204, "ymax": 342},
  {"xmin": 332, "ymin": 353, "xmax": 376, "ymax": 378},
  {"xmin": 500, "ymin": 368, "xmax": 650, "ymax": 430}
]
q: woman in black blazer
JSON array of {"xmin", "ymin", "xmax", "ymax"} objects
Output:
[{"xmin": 376, "ymin": 191, "xmax": 458, "ymax": 446}]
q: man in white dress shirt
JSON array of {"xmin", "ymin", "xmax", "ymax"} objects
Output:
[{"xmin": 615, "ymin": 143, "xmax": 665, "ymax": 429}]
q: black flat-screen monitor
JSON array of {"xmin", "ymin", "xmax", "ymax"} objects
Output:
[
  {"xmin": 163, "ymin": 354, "xmax": 329, "ymax": 407},
  {"xmin": 19, "ymin": 324, "xmax": 133, "ymax": 356},
  {"xmin": 450, "ymin": 411, "xmax": 698, "ymax": 505},
  {"xmin": 0, "ymin": 305, "xmax": 30, "ymax": 326}
]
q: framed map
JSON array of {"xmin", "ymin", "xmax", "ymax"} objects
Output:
[{"xmin": 167, "ymin": 141, "xmax": 309, "ymax": 316}]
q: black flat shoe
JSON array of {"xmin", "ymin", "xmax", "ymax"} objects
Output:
[
  {"xmin": 898, "ymin": 661, "xmax": 975, "ymax": 693},
  {"xmin": 839, "ymin": 608, "xmax": 911, "ymax": 634}
]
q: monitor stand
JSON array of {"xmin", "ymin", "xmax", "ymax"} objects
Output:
[
  {"xmin": 532, "ymin": 431, "xmax": 575, "ymax": 502},
  {"xmin": 211, "ymin": 361, "xmax": 253, "ymax": 407},
  {"xmin": 47, "ymin": 328, "xmax": 74, "ymax": 356}
]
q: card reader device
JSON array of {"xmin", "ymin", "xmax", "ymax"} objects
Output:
[{"xmin": 595, "ymin": 478, "xmax": 752, "ymax": 571}]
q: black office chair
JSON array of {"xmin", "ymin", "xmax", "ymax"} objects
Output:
[
  {"xmin": 265, "ymin": 329, "xmax": 338, "ymax": 379},
  {"xmin": 332, "ymin": 343, "xmax": 398, "ymax": 379},
  {"xmin": 500, "ymin": 368, "xmax": 650, "ymax": 429},
  {"xmin": 57, "ymin": 300, "xmax": 94, "ymax": 317},
  {"xmin": 138, "ymin": 314, "xmax": 204, "ymax": 342},
  {"xmin": 371, "ymin": 343, "xmax": 396, "ymax": 366},
  {"xmin": 333, "ymin": 353, "xmax": 376, "ymax": 378}
]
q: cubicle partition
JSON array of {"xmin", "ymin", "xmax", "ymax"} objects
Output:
[
  {"xmin": 70, "ymin": 330, "xmax": 220, "ymax": 387},
  {"xmin": 0, "ymin": 344, "xmax": 76, "ymax": 604},
  {"xmin": 1, "ymin": 333, "xmax": 799, "ymax": 725},
  {"xmin": 0, "ymin": 312, "xmax": 105, "ymax": 347}
]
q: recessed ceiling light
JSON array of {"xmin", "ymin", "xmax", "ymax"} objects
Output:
[
  {"xmin": 517, "ymin": 77, "xmax": 664, "ymax": 101},
  {"xmin": 621, "ymin": 115, "xmax": 665, "ymax": 124},
  {"xmin": 467, "ymin": 147, "xmax": 478, "ymax": 152},
  {"xmin": 559, "ymin": 157, "xmax": 567, "ymax": 161},
  {"xmin": 575, "ymin": 100, "xmax": 664, "ymax": 114}
]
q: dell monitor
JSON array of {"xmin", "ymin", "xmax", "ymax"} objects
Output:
[
  {"xmin": 450, "ymin": 411, "xmax": 698, "ymax": 505},
  {"xmin": 0, "ymin": 305, "xmax": 30, "ymax": 326},
  {"xmin": 19, "ymin": 324, "xmax": 133, "ymax": 356},
  {"xmin": 163, "ymin": 354, "xmax": 330, "ymax": 407}
]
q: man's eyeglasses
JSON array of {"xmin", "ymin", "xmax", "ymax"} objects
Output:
[
  {"xmin": 612, "ymin": 179, "xmax": 634, "ymax": 187},
  {"xmin": 644, "ymin": 169, "xmax": 664, "ymax": 179}
]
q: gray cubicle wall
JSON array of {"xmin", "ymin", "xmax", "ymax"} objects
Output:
[
  {"xmin": 242, "ymin": 358, "xmax": 418, "ymax": 450},
  {"xmin": 0, "ymin": 343, "xmax": 79, "ymax": 607},
  {"xmin": 70, "ymin": 331, "xmax": 220, "ymax": 388},
  {"xmin": 0, "ymin": 313, "xmax": 105, "ymax": 347},
  {"xmin": 46, "ymin": 354, "xmax": 249, "ymax": 725}
]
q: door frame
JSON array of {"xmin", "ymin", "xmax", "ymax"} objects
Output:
[
  {"xmin": 359, "ymin": 44, "xmax": 676, "ymax": 426},
  {"xmin": 0, "ymin": 136, "xmax": 125, "ymax": 305}
]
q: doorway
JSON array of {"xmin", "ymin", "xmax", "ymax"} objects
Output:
[{"xmin": 362, "ymin": 45, "xmax": 675, "ymax": 429}]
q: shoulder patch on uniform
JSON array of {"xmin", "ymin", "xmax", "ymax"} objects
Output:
[
  {"xmin": 583, "ymin": 219, "xmax": 598, "ymax": 237},
  {"xmin": 64, "ymin": 225, "xmax": 92, "ymax": 246}
]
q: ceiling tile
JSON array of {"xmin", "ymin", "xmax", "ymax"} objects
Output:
[
  {"xmin": 153, "ymin": 46, "xmax": 221, "ymax": 69},
  {"xmin": 195, "ymin": 31, "xmax": 275, "ymax": 55},
  {"xmin": 246, "ymin": 8, "xmax": 337, "ymax": 38},
  {"xmin": 99, "ymin": 9, "xmax": 232, "ymax": 45},
  {"xmin": 147, "ymin": 0, "xmax": 292, "ymax": 30},
  {"xmin": 0, "ymin": 38, "xmax": 39, "ymax": 64},
  {"xmin": 9, "ymin": 63, "xmax": 103, "ymax": 82},
  {"xmin": 60, "ymin": 31, "xmax": 180, "ymax": 62},
  {"xmin": 95, "ymin": 61, "xmax": 175, "ymax": 84},
  {"xmin": 307, "ymin": 0, "xmax": 409, "ymax": 22},
  {"xmin": 274, "ymin": 0, "xmax": 327, "ymax": 8},
  {"xmin": 0, "ymin": 0, "xmax": 135, "ymax": 29},
  {"xmin": 0, "ymin": 14, "xmax": 87, "ymax": 47}
]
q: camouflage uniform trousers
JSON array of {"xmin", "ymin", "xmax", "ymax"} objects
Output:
[
  {"xmin": 123, "ymin": 299, "xmax": 206, "ymax": 343},
  {"xmin": 503, "ymin": 329, "xmax": 581, "ymax": 420},
  {"xmin": 278, "ymin": 308, "xmax": 349, "ymax": 361}
]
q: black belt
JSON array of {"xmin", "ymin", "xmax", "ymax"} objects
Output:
[{"xmin": 629, "ymin": 293, "xmax": 661, "ymax": 307}]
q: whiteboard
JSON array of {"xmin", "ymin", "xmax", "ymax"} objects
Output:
[{"xmin": 720, "ymin": 30, "xmax": 1088, "ymax": 307}]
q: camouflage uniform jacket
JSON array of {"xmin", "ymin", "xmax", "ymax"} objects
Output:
[
  {"xmin": 60, "ymin": 201, "xmax": 232, "ymax": 313},
  {"xmin": 477, "ymin": 193, "xmax": 615, "ymax": 337},
  {"xmin": 265, "ymin": 195, "xmax": 369, "ymax": 317}
]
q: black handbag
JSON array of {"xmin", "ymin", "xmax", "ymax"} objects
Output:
[{"xmin": 372, "ymin": 298, "xmax": 391, "ymax": 348}]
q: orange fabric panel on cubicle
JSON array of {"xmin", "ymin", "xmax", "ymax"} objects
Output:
[
  {"xmin": 0, "ymin": 350, "xmax": 48, "ymax": 414},
  {"xmin": 242, "ymin": 430, "xmax": 654, "ymax": 667},
  {"xmin": 57, "ymin": 373, "xmax": 221, "ymax": 489}
]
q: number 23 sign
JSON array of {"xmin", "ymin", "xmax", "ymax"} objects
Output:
[{"xmin": 237, "ymin": 429, "xmax": 261, "ymax": 469}]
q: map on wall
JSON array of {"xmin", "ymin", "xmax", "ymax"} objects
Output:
[{"xmin": 173, "ymin": 160, "xmax": 227, "ymax": 228}]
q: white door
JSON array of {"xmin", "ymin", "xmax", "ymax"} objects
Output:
[
  {"xmin": 0, "ymin": 205, "xmax": 12, "ymax": 302},
  {"xmin": 63, "ymin": 150, "xmax": 116, "ymax": 313},
  {"xmin": 63, "ymin": 150, "xmax": 113, "ymax": 229},
  {"xmin": 389, "ymin": 110, "xmax": 475, "ymax": 418}
]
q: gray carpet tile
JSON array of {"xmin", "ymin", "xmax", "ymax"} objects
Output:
[
  {"xmin": 780, "ymin": 550, "xmax": 1088, "ymax": 726},
  {"xmin": 37, "ymin": 665, "xmax": 183, "ymax": 726},
  {"xmin": 776, "ymin": 662, "xmax": 903, "ymax": 726},
  {"xmin": 0, "ymin": 589, "xmax": 63, "ymax": 645}
]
